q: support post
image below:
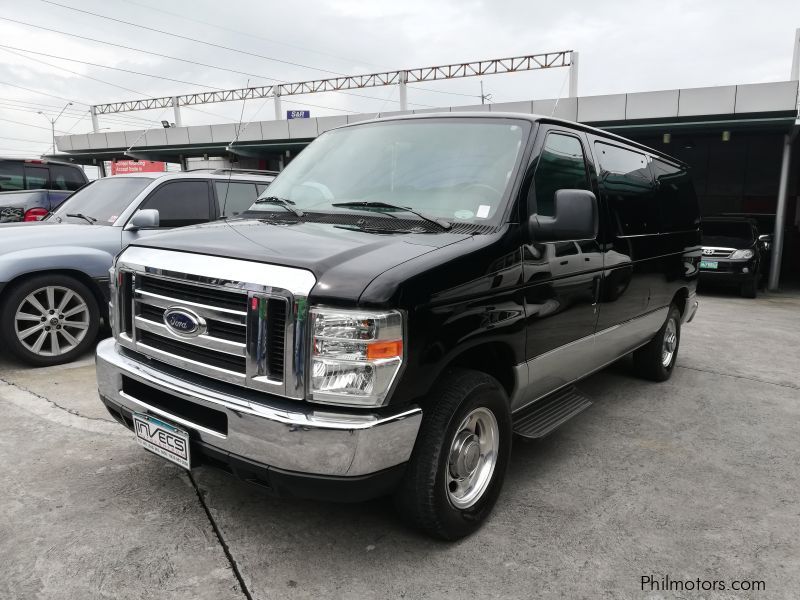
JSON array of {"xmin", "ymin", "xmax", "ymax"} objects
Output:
[
  {"xmin": 568, "ymin": 51, "xmax": 579, "ymax": 98},
  {"xmin": 171, "ymin": 97, "xmax": 183, "ymax": 127},
  {"xmin": 96, "ymin": 160, "xmax": 106, "ymax": 178},
  {"xmin": 399, "ymin": 71, "xmax": 408, "ymax": 111},
  {"xmin": 90, "ymin": 106, "xmax": 99, "ymax": 133},
  {"xmin": 768, "ymin": 131, "xmax": 796, "ymax": 291},
  {"xmin": 791, "ymin": 28, "xmax": 800, "ymax": 81},
  {"xmin": 274, "ymin": 91, "xmax": 283, "ymax": 120}
]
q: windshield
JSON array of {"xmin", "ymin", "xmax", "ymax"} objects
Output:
[
  {"xmin": 251, "ymin": 119, "xmax": 528, "ymax": 224},
  {"xmin": 702, "ymin": 220, "xmax": 754, "ymax": 243},
  {"xmin": 49, "ymin": 177, "xmax": 152, "ymax": 225}
]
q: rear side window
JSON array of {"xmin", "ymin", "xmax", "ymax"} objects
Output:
[
  {"xmin": 651, "ymin": 159, "xmax": 700, "ymax": 232},
  {"xmin": 140, "ymin": 181, "xmax": 211, "ymax": 228},
  {"xmin": 0, "ymin": 161, "xmax": 24, "ymax": 191},
  {"xmin": 214, "ymin": 181, "xmax": 261, "ymax": 218},
  {"xmin": 531, "ymin": 133, "xmax": 590, "ymax": 217},
  {"xmin": 24, "ymin": 166, "xmax": 49, "ymax": 190},
  {"xmin": 594, "ymin": 142, "xmax": 657, "ymax": 235},
  {"xmin": 50, "ymin": 165, "xmax": 86, "ymax": 191}
]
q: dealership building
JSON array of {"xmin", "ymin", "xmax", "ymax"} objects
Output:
[{"xmin": 53, "ymin": 58, "xmax": 800, "ymax": 288}]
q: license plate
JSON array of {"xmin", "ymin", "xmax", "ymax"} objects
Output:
[
  {"xmin": 132, "ymin": 413, "xmax": 190, "ymax": 469},
  {"xmin": 699, "ymin": 260, "xmax": 718, "ymax": 269}
]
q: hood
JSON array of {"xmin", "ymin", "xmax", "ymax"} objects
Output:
[
  {"xmin": 0, "ymin": 221, "xmax": 116, "ymax": 253},
  {"xmin": 131, "ymin": 219, "xmax": 472, "ymax": 304},
  {"xmin": 702, "ymin": 235, "xmax": 753, "ymax": 249}
]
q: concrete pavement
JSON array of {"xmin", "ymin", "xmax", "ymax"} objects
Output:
[{"xmin": 1, "ymin": 291, "xmax": 799, "ymax": 599}]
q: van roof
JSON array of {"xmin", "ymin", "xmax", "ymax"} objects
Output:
[{"xmin": 354, "ymin": 112, "xmax": 687, "ymax": 168}]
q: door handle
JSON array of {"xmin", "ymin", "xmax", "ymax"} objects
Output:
[{"xmin": 591, "ymin": 275, "xmax": 601, "ymax": 308}]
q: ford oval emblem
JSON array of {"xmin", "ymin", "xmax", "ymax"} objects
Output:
[{"xmin": 163, "ymin": 307, "xmax": 205, "ymax": 338}]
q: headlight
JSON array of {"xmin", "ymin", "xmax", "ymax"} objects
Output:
[
  {"xmin": 730, "ymin": 249, "xmax": 754, "ymax": 259},
  {"xmin": 309, "ymin": 307, "xmax": 404, "ymax": 407}
]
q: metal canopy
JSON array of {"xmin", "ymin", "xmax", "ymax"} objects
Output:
[{"xmin": 91, "ymin": 51, "xmax": 573, "ymax": 115}]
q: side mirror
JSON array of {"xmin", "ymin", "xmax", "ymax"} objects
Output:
[
  {"xmin": 126, "ymin": 209, "xmax": 160, "ymax": 231},
  {"xmin": 758, "ymin": 234, "xmax": 772, "ymax": 250},
  {"xmin": 529, "ymin": 189, "xmax": 598, "ymax": 242}
]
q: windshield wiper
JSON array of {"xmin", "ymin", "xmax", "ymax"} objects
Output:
[
  {"xmin": 331, "ymin": 201, "xmax": 451, "ymax": 230},
  {"xmin": 253, "ymin": 196, "xmax": 304, "ymax": 217},
  {"xmin": 66, "ymin": 213, "xmax": 97, "ymax": 224}
]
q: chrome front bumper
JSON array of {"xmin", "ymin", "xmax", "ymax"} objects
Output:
[{"xmin": 96, "ymin": 338, "xmax": 422, "ymax": 477}]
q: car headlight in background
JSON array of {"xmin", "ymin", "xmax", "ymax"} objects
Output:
[
  {"xmin": 730, "ymin": 249, "xmax": 754, "ymax": 260},
  {"xmin": 309, "ymin": 307, "xmax": 404, "ymax": 407}
]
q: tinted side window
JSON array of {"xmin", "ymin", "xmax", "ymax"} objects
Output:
[
  {"xmin": 651, "ymin": 159, "xmax": 700, "ymax": 232},
  {"xmin": 140, "ymin": 181, "xmax": 211, "ymax": 228},
  {"xmin": 0, "ymin": 162, "xmax": 24, "ymax": 191},
  {"xmin": 214, "ymin": 181, "xmax": 260, "ymax": 218},
  {"xmin": 531, "ymin": 133, "xmax": 590, "ymax": 217},
  {"xmin": 24, "ymin": 166, "xmax": 49, "ymax": 190},
  {"xmin": 50, "ymin": 165, "xmax": 86, "ymax": 191},
  {"xmin": 595, "ymin": 142, "xmax": 657, "ymax": 235}
]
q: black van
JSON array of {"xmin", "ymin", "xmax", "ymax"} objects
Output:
[{"xmin": 97, "ymin": 113, "xmax": 701, "ymax": 539}]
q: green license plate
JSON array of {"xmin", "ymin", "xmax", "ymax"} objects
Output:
[{"xmin": 699, "ymin": 260, "xmax": 718, "ymax": 269}]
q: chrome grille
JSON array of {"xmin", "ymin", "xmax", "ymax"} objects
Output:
[
  {"xmin": 113, "ymin": 247, "xmax": 315, "ymax": 400},
  {"xmin": 130, "ymin": 275, "xmax": 250, "ymax": 379},
  {"xmin": 702, "ymin": 247, "xmax": 734, "ymax": 258}
]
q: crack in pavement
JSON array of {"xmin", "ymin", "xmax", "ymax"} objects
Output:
[
  {"xmin": 0, "ymin": 378, "xmax": 124, "ymax": 436},
  {"xmin": 0, "ymin": 376, "xmax": 112, "ymax": 423},
  {"xmin": 188, "ymin": 472, "xmax": 255, "ymax": 600},
  {"xmin": 676, "ymin": 365, "xmax": 800, "ymax": 391}
]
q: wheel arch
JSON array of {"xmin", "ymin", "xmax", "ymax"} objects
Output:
[
  {"xmin": 434, "ymin": 341, "xmax": 518, "ymax": 402},
  {"xmin": 0, "ymin": 269, "xmax": 107, "ymax": 317}
]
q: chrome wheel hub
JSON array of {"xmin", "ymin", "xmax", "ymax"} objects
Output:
[
  {"xmin": 661, "ymin": 318, "xmax": 678, "ymax": 367},
  {"xmin": 14, "ymin": 286, "xmax": 90, "ymax": 357},
  {"xmin": 446, "ymin": 407, "xmax": 499, "ymax": 509}
]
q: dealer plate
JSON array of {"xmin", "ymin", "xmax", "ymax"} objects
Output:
[
  {"xmin": 132, "ymin": 413, "xmax": 190, "ymax": 470},
  {"xmin": 699, "ymin": 260, "xmax": 718, "ymax": 270}
]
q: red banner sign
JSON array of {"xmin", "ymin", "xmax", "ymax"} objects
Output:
[{"xmin": 111, "ymin": 160, "xmax": 166, "ymax": 175}]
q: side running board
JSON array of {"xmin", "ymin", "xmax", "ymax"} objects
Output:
[{"xmin": 512, "ymin": 386, "xmax": 592, "ymax": 439}]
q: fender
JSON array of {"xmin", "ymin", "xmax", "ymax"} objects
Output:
[{"xmin": 0, "ymin": 245, "xmax": 117, "ymax": 283}]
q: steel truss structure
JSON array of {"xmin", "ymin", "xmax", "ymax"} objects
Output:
[{"xmin": 91, "ymin": 51, "xmax": 574, "ymax": 115}]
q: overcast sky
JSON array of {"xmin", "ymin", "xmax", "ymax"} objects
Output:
[{"xmin": 1, "ymin": 0, "xmax": 799, "ymax": 157}]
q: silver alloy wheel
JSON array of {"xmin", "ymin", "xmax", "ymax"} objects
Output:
[
  {"xmin": 446, "ymin": 407, "xmax": 499, "ymax": 509},
  {"xmin": 14, "ymin": 286, "xmax": 90, "ymax": 357},
  {"xmin": 661, "ymin": 317, "xmax": 678, "ymax": 367}
]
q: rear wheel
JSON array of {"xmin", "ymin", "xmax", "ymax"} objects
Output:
[
  {"xmin": 1, "ymin": 274, "xmax": 100, "ymax": 366},
  {"xmin": 394, "ymin": 369, "xmax": 512, "ymax": 540},
  {"xmin": 633, "ymin": 305, "xmax": 681, "ymax": 382}
]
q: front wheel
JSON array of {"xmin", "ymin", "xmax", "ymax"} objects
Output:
[
  {"xmin": 394, "ymin": 369, "xmax": 512, "ymax": 540},
  {"xmin": 1, "ymin": 274, "xmax": 100, "ymax": 366},
  {"xmin": 633, "ymin": 305, "xmax": 681, "ymax": 382}
]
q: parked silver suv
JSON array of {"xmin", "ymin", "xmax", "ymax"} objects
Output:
[{"xmin": 0, "ymin": 169, "xmax": 274, "ymax": 366}]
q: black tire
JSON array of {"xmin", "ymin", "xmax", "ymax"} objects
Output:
[
  {"xmin": 394, "ymin": 368, "xmax": 512, "ymax": 540},
  {"xmin": 740, "ymin": 277, "xmax": 757, "ymax": 298},
  {"xmin": 1, "ymin": 274, "xmax": 100, "ymax": 367},
  {"xmin": 632, "ymin": 305, "xmax": 681, "ymax": 382}
]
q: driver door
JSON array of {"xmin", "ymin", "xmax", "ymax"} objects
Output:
[{"xmin": 518, "ymin": 127, "xmax": 603, "ymax": 409}]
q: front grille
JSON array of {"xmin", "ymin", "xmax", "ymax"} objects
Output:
[
  {"xmin": 266, "ymin": 298, "xmax": 287, "ymax": 378},
  {"xmin": 702, "ymin": 247, "xmax": 733, "ymax": 258},
  {"xmin": 119, "ymin": 270, "xmax": 289, "ymax": 389},
  {"xmin": 139, "ymin": 275, "xmax": 248, "ymax": 311},
  {"xmin": 139, "ymin": 329, "xmax": 247, "ymax": 374}
]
